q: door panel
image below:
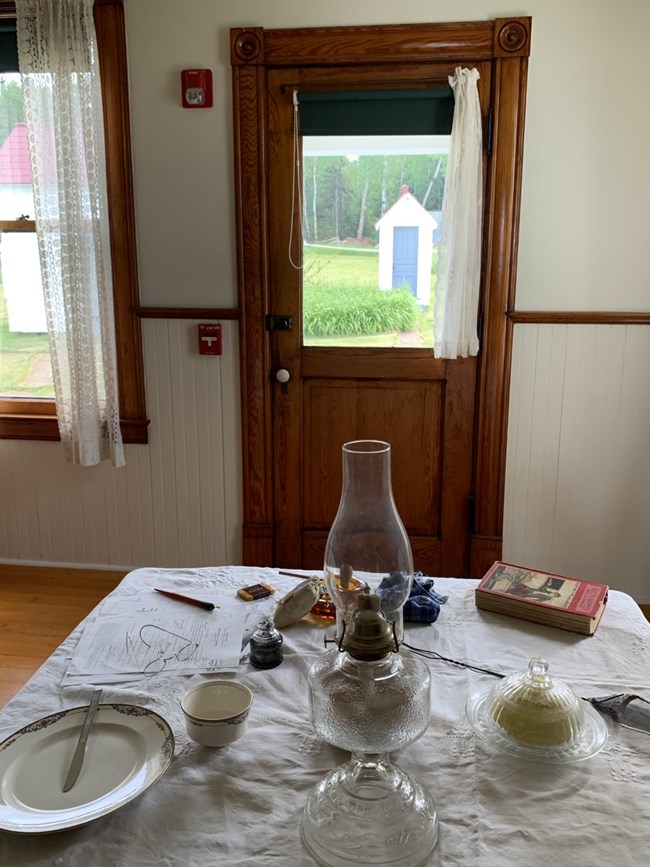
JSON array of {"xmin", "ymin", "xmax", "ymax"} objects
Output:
[
  {"xmin": 299, "ymin": 356, "xmax": 476, "ymax": 573},
  {"xmin": 302, "ymin": 378, "xmax": 443, "ymax": 532}
]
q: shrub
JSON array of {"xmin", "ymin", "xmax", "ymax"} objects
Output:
[{"xmin": 303, "ymin": 280, "xmax": 418, "ymax": 337}]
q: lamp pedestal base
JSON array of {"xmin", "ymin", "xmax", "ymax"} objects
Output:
[{"xmin": 301, "ymin": 753, "xmax": 439, "ymax": 867}]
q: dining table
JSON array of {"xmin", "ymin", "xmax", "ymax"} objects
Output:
[{"xmin": 0, "ymin": 565, "xmax": 649, "ymax": 867}]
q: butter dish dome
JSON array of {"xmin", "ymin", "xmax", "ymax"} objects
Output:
[{"xmin": 465, "ymin": 656, "xmax": 608, "ymax": 763}]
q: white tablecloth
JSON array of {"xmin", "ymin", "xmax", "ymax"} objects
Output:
[{"xmin": 1, "ymin": 567, "xmax": 649, "ymax": 866}]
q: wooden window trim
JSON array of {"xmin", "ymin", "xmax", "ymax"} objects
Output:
[
  {"xmin": 0, "ymin": 0, "xmax": 148, "ymax": 443},
  {"xmin": 0, "ymin": 220, "xmax": 34, "ymax": 230}
]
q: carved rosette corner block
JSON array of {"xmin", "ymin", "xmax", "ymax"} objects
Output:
[
  {"xmin": 494, "ymin": 18, "xmax": 531, "ymax": 58},
  {"xmin": 231, "ymin": 28, "xmax": 264, "ymax": 65}
]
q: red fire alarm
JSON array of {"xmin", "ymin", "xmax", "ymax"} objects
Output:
[
  {"xmin": 181, "ymin": 69, "xmax": 213, "ymax": 108},
  {"xmin": 198, "ymin": 323, "xmax": 222, "ymax": 355}
]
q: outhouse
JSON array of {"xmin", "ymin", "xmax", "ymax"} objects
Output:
[{"xmin": 375, "ymin": 186, "xmax": 438, "ymax": 307}]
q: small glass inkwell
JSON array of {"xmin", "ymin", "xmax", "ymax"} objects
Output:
[{"xmin": 249, "ymin": 616, "xmax": 284, "ymax": 670}]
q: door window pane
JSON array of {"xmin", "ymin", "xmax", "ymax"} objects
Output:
[{"xmin": 302, "ymin": 135, "xmax": 449, "ymax": 348}]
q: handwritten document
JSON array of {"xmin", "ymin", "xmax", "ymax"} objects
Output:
[{"xmin": 63, "ymin": 593, "xmax": 250, "ymax": 685}]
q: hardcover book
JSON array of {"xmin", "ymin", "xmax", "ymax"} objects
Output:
[{"xmin": 475, "ymin": 562, "xmax": 609, "ymax": 635}]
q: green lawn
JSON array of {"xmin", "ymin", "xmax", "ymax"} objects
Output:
[
  {"xmin": 304, "ymin": 244, "xmax": 380, "ymax": 282},
  {"xmin": 303, "ymin": 244, "xmax": 436, "ymax": 348},
  {"xmin": 0, "ymin": 285, "xmax": 53, "ymax": 397}
]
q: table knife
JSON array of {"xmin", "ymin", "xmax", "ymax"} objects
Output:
[{"xmin": 62, "ymin": 689, "xmax": 103, "ymax": 792}]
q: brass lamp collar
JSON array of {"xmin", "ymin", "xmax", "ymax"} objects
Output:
[{"xmin": 339, "ymin": 591, "xmax": 399, "ymax": 661}]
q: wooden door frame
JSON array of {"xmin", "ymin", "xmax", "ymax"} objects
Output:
[{"xmin": 230, "ymin": 18, "xmax": 532, "ymax": 576}]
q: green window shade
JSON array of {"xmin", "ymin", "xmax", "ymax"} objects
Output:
[
  {"xmin": 0, "ymin": 20, "xmax": 18, "ymax": 73},
  {"xmin": 298, "ymin": 88, "xmax": 454, "ymax": 136}
]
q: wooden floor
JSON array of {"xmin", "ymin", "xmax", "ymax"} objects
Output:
[{"xmin": 0, "ymin": 565, "xmax": 126, "ymax": 711}]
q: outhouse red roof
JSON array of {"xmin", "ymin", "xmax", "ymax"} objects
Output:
[
  {"xmin": 0, "ymin": 123, "xmax": 32, "ymax": 184},
  {"xmin": 375, "ymin": 186, "xmax": 437, "ymax": 229}
]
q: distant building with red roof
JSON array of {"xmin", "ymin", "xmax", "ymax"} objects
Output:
[
  {"xmin": 0, "ymin": 123, "xmax": 32, "ymax": 184},
  {"xmin": 0, "ymin": 122, "xmax": 34, "ymax": 221}
]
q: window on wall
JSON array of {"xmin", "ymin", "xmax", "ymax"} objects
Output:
[
  {"xmin": 301, "ymin": 134, "xmax": 450, "ymax": 349},
  {"xmin": 0, "ymin": 2, "xmax": 148, "ymax": 442},
  {"xmin": 298, "ymin": 88, "xmax": 453, "ymax": 349}
]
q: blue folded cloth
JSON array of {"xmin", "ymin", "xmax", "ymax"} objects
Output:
[
  {"xmin": 404, "ymin": 574, "xmax": 448, "ymax": 623},
  {"xmin": 377, "ymin": 572, "xmax": 448, "ymax": 624}
]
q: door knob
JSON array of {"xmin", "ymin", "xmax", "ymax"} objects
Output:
[
  {"xmin": 275, "ymin": 369, "xmax": 291, "ymax": 384},
  {"xmin": 276, "ymin": 368, "xmax": 291, "ymax": 393}
]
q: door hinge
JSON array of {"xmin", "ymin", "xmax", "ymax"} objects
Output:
[
  {"xmin": 485, "ymin": 107, "xmax": 493, "ymax": 156},
  {"xmin": 266, "ymin": 314, "xmax": 293, "ymax": 332}
]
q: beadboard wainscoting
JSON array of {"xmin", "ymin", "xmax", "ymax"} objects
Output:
[
  {"xmin": 0, "ymin": 319, "xmax": 242, "ymax": 569},
  {"xmin": 504, "ymin": 323, "xmax": 650, "ymax": 602},
  {"xmin": 1, "ymin": 319, "xmax": 648, "ymax": 604}
]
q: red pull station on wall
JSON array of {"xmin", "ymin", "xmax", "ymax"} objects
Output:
[
  {"xmin": 198, "ymin": 323, "xmax": 222, "ymax": 355},
  {"xmin": 181, "ymin": 69, "xmax": 213, "ymax": 108}
]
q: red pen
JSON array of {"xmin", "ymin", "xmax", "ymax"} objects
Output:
[{"xmin": 154, "ymin": 588, "xmax": 216, "ymax": 611}]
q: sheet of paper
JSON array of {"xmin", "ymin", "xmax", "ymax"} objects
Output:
[{"xmin": 63, "ymin": 593, "xmax": 250, "ymax": 685}]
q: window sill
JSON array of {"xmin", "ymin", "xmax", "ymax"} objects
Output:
[{"xmin": 0, "ymin": 413, "xmax": 149, "ymax": 443}]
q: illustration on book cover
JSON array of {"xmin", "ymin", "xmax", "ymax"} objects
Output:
[{"xmin": 481, "ymin": 563, "xmax": 580, "ymax": 609}]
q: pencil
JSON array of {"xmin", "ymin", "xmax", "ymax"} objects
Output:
[{"xmin": 154, "ymin": 588, "xmax": 216, "ymax": 611}]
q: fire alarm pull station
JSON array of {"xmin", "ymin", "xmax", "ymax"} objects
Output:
[
  {"xmin": 181, "ymin": 69, "xmax": 213, "ymax": 108},
  {"xmin": 198, "ymin": 323, "xmax": 222, "ymax": 355}
]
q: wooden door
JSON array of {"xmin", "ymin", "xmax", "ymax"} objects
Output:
[
  {"xmin": 267, "ymin": 62, "xmax": 486, "ymax": 576},
  {"xmin": 231, "ymin": 19, "xmax": 532, "ymax": 577}
]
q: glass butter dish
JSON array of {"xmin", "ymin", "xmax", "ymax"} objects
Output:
[{"xmin": 466, "ymin": 656, "xmax": 608, "ymax": 763}]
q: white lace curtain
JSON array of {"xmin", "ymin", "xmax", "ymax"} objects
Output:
[
  {"xmin": 434, "ymin": 67, "xmax": 483, "ymax": 359},
  {"xmin": 16, "ymin": 0, "xmax": 125, "ymax": 467}
]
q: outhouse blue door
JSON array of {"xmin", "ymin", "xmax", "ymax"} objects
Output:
[{"xmin": 392, "ymin": 226, "xmax": 418, "ymax": 295}]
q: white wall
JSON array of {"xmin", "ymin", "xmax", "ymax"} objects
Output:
[
  {"xmin": 504, "ymin": 325, "xmax": 650, "ymax": 601},
  {"xmin": 0, "ymin": 1, "xmax": 648, "ymax": 601}
]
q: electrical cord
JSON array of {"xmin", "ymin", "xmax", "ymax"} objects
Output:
[{"xmin": 401, "ymin": 642, "xmax": 505, "ymax": 679}]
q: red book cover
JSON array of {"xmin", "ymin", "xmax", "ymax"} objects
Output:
[{"xmin": 476, "ymin": 562, "xmax": 608, "ymax": 617}]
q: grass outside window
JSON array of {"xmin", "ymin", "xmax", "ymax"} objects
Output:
[{"xmin": 302, "ymin": 244, "xmax": 436, "ymax": 348}]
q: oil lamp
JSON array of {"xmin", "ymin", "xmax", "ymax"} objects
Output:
[
  {"xmin": 301, "ymin": 440, "xmax": 439, "ymax": 867},
  {"xmin": 301, "ymin": 593, "xmax": 438, "ymax": 866}
]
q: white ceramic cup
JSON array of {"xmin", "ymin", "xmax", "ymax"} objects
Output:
[{"xmin": 181, "ymin": 680, "xmax": 253, "ymax": 747}]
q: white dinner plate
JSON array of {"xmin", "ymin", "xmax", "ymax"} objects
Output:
[{"xmin": 0, "ymin": 703, "xmax": 174, "ymax": 833}]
